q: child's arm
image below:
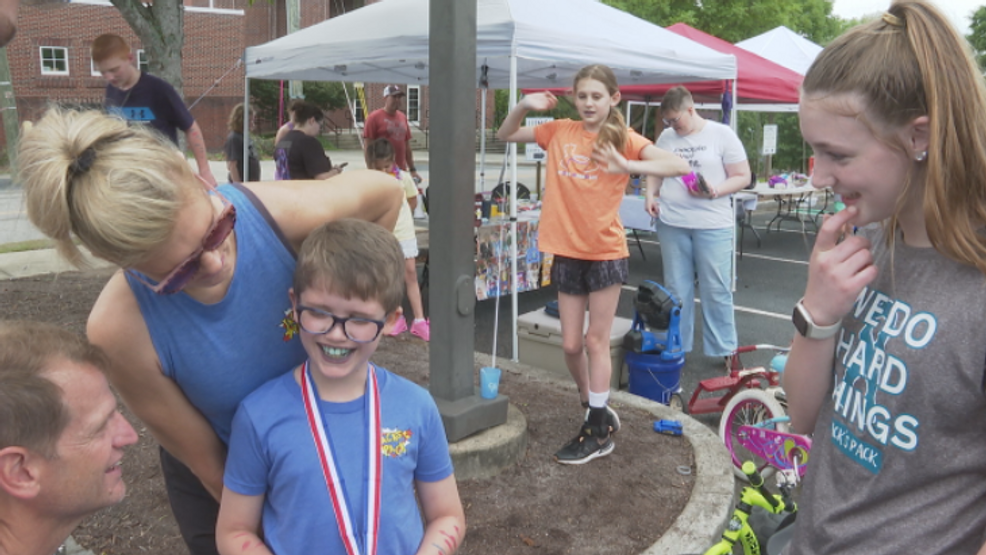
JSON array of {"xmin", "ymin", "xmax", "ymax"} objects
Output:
[
  {"xmin": 414, "ymin": 475, "xmax": 466, "ymax": 555},
  {"xmin": 495, "ymin": 92, "xmax": 557, "ymax": 144},
  {"xmin": 784, "ymin": 206, "xmax": 877, "ymax": 434},
  {"xmin": 216, "ymin": 487, "xmax": 273, "ymax": 555},
  {"xmin": 593, "ymin": 143, "xmax": 689, "ymax": 179}
]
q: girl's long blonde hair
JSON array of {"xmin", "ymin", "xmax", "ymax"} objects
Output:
[
  {"xmin": 573, "ymin": 64, "xmax": 628, "ymax": 152},
  {"xmin": 803, "ymin": 0, "xmax": 986, "ymax": 274}
]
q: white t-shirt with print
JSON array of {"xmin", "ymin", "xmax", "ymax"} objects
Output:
[{"xmin": 656, "ymin": 120, "xmax": 747, "ymax": 230}]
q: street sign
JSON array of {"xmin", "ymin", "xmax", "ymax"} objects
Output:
[
  {"xmin": 524, "ymin": 117, "xmax": 553, "ymax": 161},
  {"xmin": 762, "ymin": 124, "xmax": 778, "ymax": 155}
]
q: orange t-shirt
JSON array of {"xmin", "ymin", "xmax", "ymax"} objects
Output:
[{"xmin": 534, "ymin": 119, "xmax": 651, "ymax": 260}]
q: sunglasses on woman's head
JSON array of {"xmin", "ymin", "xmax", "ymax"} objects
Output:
[{"xmin": 128, "ymin": 186, "xmax": 237, "ymax": 295}]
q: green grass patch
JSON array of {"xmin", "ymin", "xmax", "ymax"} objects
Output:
[{"xmin": 0, "ymin": 238, "xmax": 54, "ymax": 254}]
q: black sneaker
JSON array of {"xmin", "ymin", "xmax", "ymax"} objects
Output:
[
  {"xmin": 583, "ymin": 405, "xmax": 621, "ymax": 434},
  {"xmin": 554, "ymin": 424, "xmax": 614, "ymax": 465}
]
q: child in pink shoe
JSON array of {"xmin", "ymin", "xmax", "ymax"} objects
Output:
[{"xmin": 366, "ymin": 138, "xmax": 430, "ymax": 341}]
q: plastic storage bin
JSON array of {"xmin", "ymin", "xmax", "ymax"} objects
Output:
[{"xmin": 517, "ymin": 308, "xmax": 633, "ymax": 390}]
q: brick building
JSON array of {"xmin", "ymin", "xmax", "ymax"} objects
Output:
[{"xmin": 2, "ymin": 0, "xmax": 494, "ymax": 154}]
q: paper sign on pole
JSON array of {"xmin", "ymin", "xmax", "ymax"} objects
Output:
[
  {"xmin": 762, "ymin": 124, "xmax": 778, "ymax": 155},
  {"xmin": 524, "ymin": 117, "xmax": 553, "ymax": 161}
]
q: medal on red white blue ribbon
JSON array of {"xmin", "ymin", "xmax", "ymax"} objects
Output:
[{"xmin": 301, "ymin": 360, "xmax": 382, "ymax": 555}]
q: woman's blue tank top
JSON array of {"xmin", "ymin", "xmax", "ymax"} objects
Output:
[{"xmin": 125, "ymin": 183, "xmax": 306, "ymax": 444}]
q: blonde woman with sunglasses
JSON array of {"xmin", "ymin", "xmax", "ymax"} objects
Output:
[{"xmin": 17, "ymin": 106, "xmax": 403, "ymax": 555}]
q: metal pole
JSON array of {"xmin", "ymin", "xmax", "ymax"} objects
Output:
[
  {"xmin": 242, "ymin": 68, "xmax": 249, "ymax": 181},
  {"xmin": 509, "ymin": 54, "xmax": 519, "ymax": 362},
  {"xmin": 0, "ymin": 50, "xmax": 19, "ymax": 174},
  {"xmin": 429, "ymin": 0, "xmax": 507, "ymax": 442},
  {"xmin": 480, "ymin": 83, "xmax": 487, "ymax": 192}
]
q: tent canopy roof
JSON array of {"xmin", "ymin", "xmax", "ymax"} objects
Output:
[
  {"xmin": 736, "ymin": 26, "xmax": 823, "ymax": 76},
  {"xmin": 616, "ymin": 23, "xmax": 804, "ymax": 106},
  {"xmin": 244, "ymin": 0, "xmax": 737, "ymax": 89}
]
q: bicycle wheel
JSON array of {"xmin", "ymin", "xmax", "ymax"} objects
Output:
[{"xmin": 719, "ymin": 388, "xmax": 789, "ymax": 482}]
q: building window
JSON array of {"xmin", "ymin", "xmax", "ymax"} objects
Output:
[
  {"xmin": 406, "ymin": 85, "xmax": 420, "ymax": 124},
  {"xmin": 90, "ymin": 57, "xmax": 100, "ymax": 76},
  {"xmin": 137, "ymin": 49, "xmax": 149, "ymax": 72},
  {"xmin": 40, "ymin": 46, "xmax": 69, "ymax": 76}
]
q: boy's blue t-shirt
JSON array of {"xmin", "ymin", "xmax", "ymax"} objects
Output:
[{"xmin": 224, "ymin": 365, "xmax": 453, "ymax": 555}]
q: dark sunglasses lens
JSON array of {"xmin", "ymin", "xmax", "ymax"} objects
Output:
[
  {"xmin": 158, "ymin": 258, "xmax": 202, "ymax": 295},
  {"xmin": 204, "ymin": 207, "xmax": 236, "ymax": 251}
]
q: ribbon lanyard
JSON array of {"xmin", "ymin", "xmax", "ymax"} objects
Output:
[{"xmin": 301, "ymin": 361, "xmax": 382, "ymax": 555}]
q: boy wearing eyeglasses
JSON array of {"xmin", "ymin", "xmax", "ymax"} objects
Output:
[{"xmin": 216, "ymin": 219, "xmax": 465, "ymax": 555}]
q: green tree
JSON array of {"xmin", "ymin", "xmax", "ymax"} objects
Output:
[
  {"xmin": 968, "ymin": 6, "xmax": 986, "ymax": 69},
  {"xmin": 110, "ymin": 0, "xmax": 184, "ymax": 94},
  {"xmin": 250, "ymin": 80, "xmax": 352, "ymax": 132},
  {"xmin": 602, "ymin": 0, "xmax": 847, "ymax": 45}
]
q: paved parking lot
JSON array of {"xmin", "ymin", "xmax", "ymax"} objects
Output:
[{"xmin": 465, "ymin": 208, "xmax": 817, "ymax": 426}]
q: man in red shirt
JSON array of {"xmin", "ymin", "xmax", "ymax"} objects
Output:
[{"xmin": 363, "ymin": 85, "xmax": 421, "ymax": 183}]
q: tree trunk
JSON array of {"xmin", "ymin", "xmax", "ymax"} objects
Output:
[{"xmin": 108, "ymin": 0, "xmax": 184, "ymax": 97}]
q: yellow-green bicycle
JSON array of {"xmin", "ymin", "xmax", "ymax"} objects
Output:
[{"xmin": 702, "ymin": 460, "xmax": 797, "ymax": 555}]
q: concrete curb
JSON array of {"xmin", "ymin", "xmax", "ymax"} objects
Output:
[
  {"xmin": 449, "ymin": 403, "xmax": 528, "ymax": 481},
  {"xmin": 475, "ymin": 353, "xmax": 734, "ymax": 555}
]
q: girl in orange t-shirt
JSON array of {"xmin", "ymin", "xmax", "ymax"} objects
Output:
[{"xmin": 497, "ymin": 64, "xmax": 688, "ymax": 465}]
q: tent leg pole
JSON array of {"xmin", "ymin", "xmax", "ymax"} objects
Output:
[
  {"xmin": 243, "ymin": 71, "xmax": 250, "ymax": 181},
  {"xmin": 509, "ymin": 54, "xmax": 519, "ymax": 362}
]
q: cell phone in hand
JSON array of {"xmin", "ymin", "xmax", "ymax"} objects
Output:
[
  {"xmin": 695, "ymin": 173, "xmax": 710, "ymax": 194},
  {"xmin": 337, "ymin": 162, "xmax": 349, "ymax": 170}
]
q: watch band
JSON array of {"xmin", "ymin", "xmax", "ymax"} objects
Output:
[{"xmin": 792, "ymin": 299, "xmax": 842, "ymax": 340}]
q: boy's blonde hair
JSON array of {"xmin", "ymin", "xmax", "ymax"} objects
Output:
[
  {"xmin": 293, "ymin": 219, "xmax": 405, "ymax": 314},
  {"xmin": 18, "ymin": 106, "xmax": 195, "ymax": 268}
]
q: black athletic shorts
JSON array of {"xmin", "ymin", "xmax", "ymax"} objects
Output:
[{"xmin": 550, "ymin": 255, "xmax": 629, "ymax": 296}]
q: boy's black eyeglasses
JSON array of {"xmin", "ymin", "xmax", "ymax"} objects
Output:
[{"xmin": 295, "ymin": 305, "xmax": 386, "ymax": 343}]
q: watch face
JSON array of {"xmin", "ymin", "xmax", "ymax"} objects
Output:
[{"xmin": 792, "ymin": 304, "xmax": 810, "ymax": 337}]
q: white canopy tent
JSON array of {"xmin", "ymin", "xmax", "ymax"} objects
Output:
[
  {"xmin": 736, "ymin": 26, "xmax": 823, "ymax": 77},
  {"xmin": 243, "ymin": 0, "xmax": 738, "ymax": 360},
  {"xmin": 244, "ymin": 0, "xmax": 737, "ymax": 88}
]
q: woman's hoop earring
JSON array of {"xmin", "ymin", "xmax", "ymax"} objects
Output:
[{"xmin": 915, "ymin": 151, "xmax": 927, "ymax": 162}]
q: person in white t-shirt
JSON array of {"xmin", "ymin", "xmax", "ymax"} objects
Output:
[{"xmin": 647, "ymin": 86, "xmax": 751, "ymax": 360}]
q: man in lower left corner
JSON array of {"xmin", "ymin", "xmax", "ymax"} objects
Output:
[{"xmin": 0, "ymin": 320, "xmax": 139, "ymax": 555}]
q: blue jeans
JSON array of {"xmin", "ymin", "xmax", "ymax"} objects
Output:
[{"xmin": 654, "ymin": 222, "xmax": 737, "ymax": 356}]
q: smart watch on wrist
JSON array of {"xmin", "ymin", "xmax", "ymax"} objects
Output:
[{"xmin": 792, "ymin": 298, "xmax": 842, "ymax": 340}]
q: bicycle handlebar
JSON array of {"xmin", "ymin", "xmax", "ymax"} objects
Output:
[{"xmin": 742, "ymin": 461, "xmax": 780, "ymax": 511}]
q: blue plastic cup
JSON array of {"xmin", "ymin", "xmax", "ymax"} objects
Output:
[{"xmin": 480, "ymin": 366, "xmax": 501, "ymax": 399}]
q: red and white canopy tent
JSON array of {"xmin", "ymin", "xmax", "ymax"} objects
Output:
[
  {"xmin": 531, "ymin": 23, "xmax": 805, "ymax": 136},
  {"xmin": 618, "ymin": 23, "xmax": 803, "ymax": 113}
]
